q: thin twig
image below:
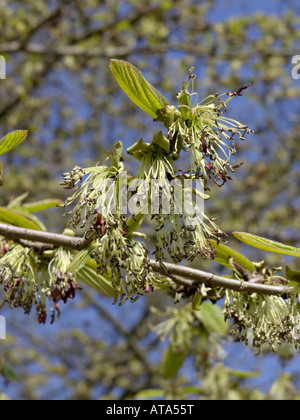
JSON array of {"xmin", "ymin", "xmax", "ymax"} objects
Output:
[{"xmin": 149, "ymin": 261, "xmax": 293, "ymax": 297}]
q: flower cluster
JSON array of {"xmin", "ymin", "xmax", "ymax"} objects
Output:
[
  {"xmin": 61, "ymin": 70, "xmax": 254, "ymax": 301},
  {"xmin": 61, "ymin": 144, "xmax": 157, "ymax": 304},
  {"xmin": 158, "ymin": 70, "xmax": 255, "ymax": 190},
  {"xmin": 127, "ymin": 71, "xmax": 253, "ymax": 265},
  {"xmin": 224, "ymin": 289, "xmax": 300, "ymax": 351},
  {"xmin": 0, "ymin": 245, "xmax": 39, "ymax": 315},
  {"xmin": 61, "ymin": 165, "xmax": 119, "ymax": 233},
  {"xmin": 46, "ymin": 248, "xmax": 80, "ymax": 323},
  {"xmin": 152, "ymin": 212, "xmax": 222, "ymax": 265},
  {"xmin": 91, "ymin": 220, "xmax": 156, "ymax": 304},
  {"xmin": 132, "ymin": 138, "xmax": 225, "ymax": 265},
  {"xmin": 0, "ymin": 244, "xmax": 80, "ymax": 324}
]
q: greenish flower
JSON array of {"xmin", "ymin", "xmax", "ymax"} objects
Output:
[
  {"xmin": 224, "ymin": 289, "xmax": 300, "ymax": 351},
  {"xmin": 0, "ymin": 243, "xmax": 82, "ymax": 324},
  {"xmin": 61, "ymin": 164, "xmax": 120, "ymax": 233},
  {"xmin": 165, "ymin": 73, "xmax": 255, "ymax": 189},
  {"xmin": 91, "ymin": 218, "xmax": 156, "ymax": 304},
  {"xmin": 0, "ymin": 244, "xmax": 46, "ymax": 322},
  {"xmin": 132, "ymin": 140, "xmax": 225, "ymax": 265},
  {"xmin": 61, "ymin": 146, "xmax": 158, "ymax": 305},
  {"xmin": 46, "ymin": 248, "xmax": 80, "ymax": 323}
]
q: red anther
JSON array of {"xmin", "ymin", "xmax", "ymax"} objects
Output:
[
  {"xmin": 38, "ymin": 312, "xmax": 47, "ymax": 325},
  {"xmin": 200, "ymin": 137, "xmax": 208, "ymax": 154}
]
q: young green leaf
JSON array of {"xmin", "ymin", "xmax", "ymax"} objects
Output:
[
  {"xmin": 182, "ymin": 386, "xmax": 205, "ymax": 395},
  {"xmin": 0, "ymin": 130, "xmax": 28, "ymax": 155},
  {"xmin": 233, "ymin": 232, "xmax": 300, "ymax": 257},
  {"xmin": 8, "ymin": 192, "xmax": 29, "ymax": 208},
  {"xmin": 127, "ymin": 212, "xmax": 144, "ymax": 236},
  {"xmin": 0, "ymin": 207, "xmax": 41, "ymax": 230},
  {"xmin": 23, "ymin": 199, "xmax": 64, "ymax": 213},
  {"xmin": 8, "ymin": 206, "xmax": 47, "ymax": 231},
  {"xmin": 110, "ymin": 59, "xmax": 169, "ymax": 118},
  {"xmin": 152, "ymin": 131, "xmax": 170, "ymax": 153},
  {"xmin": 67, "ymin": 249, "xmax": 91, "ymax": 273},
  {"xmin": 229, "ymin": 370, "xmax": 259, "ymax": 379},
  {"xmin": 134, "ymin": 389, "xmax": 164, "ymax": 400},
  {"xmin": 209, "ymin": 239, "xmax": 255, "ymax": 272},
  {"xmin": 161, "ymin": 345, "xmax": 187, "ymax": 380},
  {"xmin": 77, "ymin": 259, "xmax": 115, "ymax": 297},
  {"xmin": 286, "ymin": 266, "xmax": 300, "ymax": 286},
  {"xmin": 127, "ymin": 138, "xmax": 151, "ymax": 161},
  {"xmin": 197, "ymin": 303, "xmax": 229, "ymax": 334},
  {"xmin": 192, "ymin": 293, "xmax": 202, "ymax": 311},
  {"xmin": 109, "ymin": 141, "xmax": 124, "ymax": 169},
  {"xmin": 1, "ymin": 364, "xmax": 18, "ymax": 382}
]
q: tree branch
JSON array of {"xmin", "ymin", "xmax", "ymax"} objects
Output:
[
  {"xmin": 0, "ymin": 223, "xmax": 92, "ymax": 250},
  {"xmin": 150, "ymin": 263, "xmax": 292, "ymax": 297},
  {"xmin": 0, "ymin": 223, "xmax": 293, "ymax": 297}
]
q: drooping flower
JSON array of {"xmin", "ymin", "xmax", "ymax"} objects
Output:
[
  {"xmin": 0, "ymin": 243, "xmax": 81, "ymax": 324},
  {"xmin": 47, "ymin": 248, "xmax": 81, "ymax": 323},
  {"xmin": 0, "ymin": 245, "xmax": 40, "ymax": 314},
  {"xmin": 61, "ymin": 144, "xmax": 158, "ymax": 304},
  {"xmin": 224, "ymin": 289, "xmax": 300, "ymax": 351},
  {"xmin": 159, "ymin": 72, "xmax": 255, "ymax": 190},
  {"xmin": 61, "ymin": 165, "xmax": 120, "ymax": 233}
]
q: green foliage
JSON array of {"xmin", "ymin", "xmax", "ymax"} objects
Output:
[
  {"xmin": 23, "ymin": 199, "xmax": 63, "ymax": 213},
  {"xmin": 77, "ymin": 259, "xmax": 115, "ymax": 298},
  {"xmin": 161, "ymin": 345, "xmax": 188, "ymax": 380},
  {"xmin": 286, "ymin": 266, "xmax": 300, "ymax": 286},
  {"xmin": 0, "ymin": 207, "xmax": 41, "ymax": 230},
  {"xmin": 209, "ymin": 239, "xmax": 255, "ymax": 272},
  {"xmin": 198, "ymin": 303, "xmax": 228, "ymax": 335},
  {"xmin": 234, "ymin": 232, "xmax": 300, "ymax": 257},
  {"xmin": 0, "ymin": 130, "xmax": 28, "ymax": 187},
  {"xmin": 0, "ymin": 131, "xmax": 28, "ymax": 156},
  {"xmin": 110, "ymin": 59, "xmax": 169, "ymax": 118}
]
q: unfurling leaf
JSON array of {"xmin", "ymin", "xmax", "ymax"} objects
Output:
[
  {"xmin": 233, "ymin": 232, "xmax": 300, "ymax": 257},
  {"xmin": 110, "ymin": 59, "xmax": 169, "ymax": 118},
  {"xmin": 0, "ymin": 130, "xmax": 28, "ymax": 155},
  {"xmin": 286, "ymin": 266, "xmax": 300, "ymax": 286},
  {"xmin": 197, "ymin": 303, "xmax": 229, "ymax": 334},
  {"xmin": 23, "ymin": 199, "xmax": 64, "ymax": 213},
  {"xmin": 209, "ymin": 239, "xmax": 255, "ymax": 272},
  {"xmin": 77, "ymin": 259, "xmax": 115, "ymax": 298},
  {"xmin": 0, "ymin": 207, "xmax": 41, "ymax": 230},
  {"xmin": 109, "ymin": 141, "xmax": 124, "ymax": 169},
  {"xmin": 161, "ymin": 345, "xmax": 187, "ymax": 379},
  {"xmin": 134, "ymin": 389, "xmax": 164, "ymax": 400}
]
